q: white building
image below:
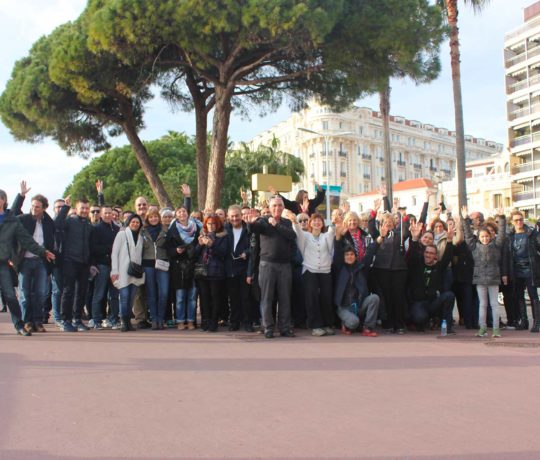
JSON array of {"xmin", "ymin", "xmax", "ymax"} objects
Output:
[
  {"xmin": 504, "ymin": 1, "xmax": 540, "ymax": 217},
  {"xmin": 248, "ymin": 100, "xmax": 503, "ymax": 199}
]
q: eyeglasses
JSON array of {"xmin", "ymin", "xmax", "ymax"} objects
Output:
[
  {"xmin": 298, "ymin": 219, "xmax": 308, "ymax": 223},
  {"xmin": 90, "ymin": 210, "xmax": 100, "ymax": 214},
  {"xmin": 513, "ymin": 218, "xmax": 524, "ymax": 223}
]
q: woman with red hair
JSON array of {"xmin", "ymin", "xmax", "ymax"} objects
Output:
[{"xmin": 194, "ymin": 214, "xmax": 228, "ymax": 332}]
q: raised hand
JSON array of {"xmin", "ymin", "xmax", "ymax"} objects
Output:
[
  {"xmin": 461, "ymin": 205, "xmax": 468, "ymax": 219},
  {"xmin": 373, "ymin": 198, "xmax": 381, "ymax": 211},
  {"xmin": 240, "ymin": 187, "xmax": 247, "ymax": 203},
  {"xmin": 181, "ymin": 184, "xmax": 191, "ymax": 197},
  {"xmin": 268, "ymin": 185, "xmax": 277, "ymax": 195},
  {"xmin": 447, "ymin": 225, "xmax": 455, "ymax": 242},
  {"xmin": 20, "ymin": 180, "xmax": 31, "ymax": 196},
  {"xmin": 64, "ymin": 195, "xmax": 71, "ymax": 207},
  {"xmin": 300, "ymin": 196, "xmax": 309, "ymax": 213},
  {"xmin": 283, "ymin": 209, "xmax": 296, "ymax": 223},
  {"xmin": 95, "ymin": 179, "xmax": 104, "ymax": 194}
]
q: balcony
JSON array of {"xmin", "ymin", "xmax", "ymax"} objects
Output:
[
  {"xmin": 505, "ymin": 52, "xmax": 527, "ymax": 68},
  {"xmin": 340, "ymin": 171, "xmax": 347, "ymax": 177},
  {"xmin": 362, "ymin": 153, "xmax": 371, "ymax": 160},
  {"xmin": 413, "ymin": 163, "xmax": 422, "ymax": 169},
  {"xmin": 378, "ymin": 157, "xmax": 384, "ymax": 162},
  {"xmin": 509, "ymin": 104, "xmax": 540, "ymax": 121},
  {"xmin": 441, "ymin": 168, "xmax": 452, "ymax": 175},
  {"xmin": 397, "ymin": 160, "xmax": 406, "ymax": 167},
  {"xmin": 508, "ymin": 79, "xmax": 528, "ymax": 94},
  {"xmin": 513, "ymin": 190, "xmax": 535, "ymax": 201},
  {"xmin": 430, "ymin": 166, "xmax": 437, "ymax": 172},
  {"xmin": 338, "ymin": 150, "xmax": 348, "ymax": 158},
  {"xmin": 309, "ymin": 152, "xmax": 315, "ymax": 158},
  {"xmin": 363, "ymin": 174, "xmax": 371, "ymax": 179}
]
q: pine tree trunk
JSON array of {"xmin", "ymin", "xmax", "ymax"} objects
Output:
[
  {"xmin": 123, "ymin": 121, "xmax": 173, "ymax": 209},
  {"xmin": 205, "ymin": 86, "xmax": 233, "ymax": 210},
  {"xmin": 380, "ymin": 82, "xmax": 393, "ymax": 205},
  {"xmin": 194, "ymin": 101, "xmax": 209, "ymax": 209},
  {"xmin": 446, "ymin": 0, "xmax": 467, "ymax": 208}
]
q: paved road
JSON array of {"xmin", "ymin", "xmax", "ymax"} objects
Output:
[{"xmin": 0, "ymin": 313, "xmax": 539, "ymax": 459}]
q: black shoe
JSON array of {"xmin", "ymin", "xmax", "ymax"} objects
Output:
[
  {"xmin": 264, "ymin": 329, "xmax": 274, "ymax": 339},
  {"xmin": 280, "ymin": 330, "xmax": 295, "ymax": 338},
  {"xmin": 244, "ymin": 323, "xmax": 254, "ymax": 333},
  {"xmin": 228, "ymin": 323, "xmax": 240, "ymax": 332},
  {"xmin": 17, "ymin": 328, "xmax": 32, "ymax": 336},
  {"xmin": 137, "ymin": 320, "xmax": 151, "ymax": 330},
  {"xmin": 0, "ymin": 306, "xmax": 6, "ymax": 313},
  {"xmin": 207, "ymin": 325, "xmax": 218, "ymax": 333},
  {"xmin": 151, "ymin": 321, "xmax": 159, "ymax": 331}
]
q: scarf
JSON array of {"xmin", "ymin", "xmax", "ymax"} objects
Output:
[
  {"xmin": 349, "ymin": 229, "xmax": 365, "ymax": 260},
  {"xmin": 176, "ymin": 218, "xmax": 197, "ymax": 244},
  {"xmin": 147, "ymin": 223, "xmax": 161, "ymax": 242}
]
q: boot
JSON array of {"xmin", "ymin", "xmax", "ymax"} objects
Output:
[
  {"xmin": 120, "ymin": 318, "xmax": 129, "ymax": 332},
  {"xmin": 531, "ymin": 300, "xmax": 540, "ymax": 333},
  {"xmin": 517, "ymin": 299, "xmax": 529, "ymax": 330},
  {"xmin": 126, "ymin": 318, "xmax": 135, "ymax": 331}
]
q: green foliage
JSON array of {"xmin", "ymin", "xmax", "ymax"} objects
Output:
[
  {"xmin": 65, "ymin": 132, "xmax": 304, "ymax": 209},
  {"xmin": 65, "ymin": 132, "xmax": 196, "ymax": 208}
]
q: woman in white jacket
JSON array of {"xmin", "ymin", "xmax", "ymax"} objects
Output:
[
  {"xmin": 111, "ymin": 214, "xmax": 145, "ymax": 332},
  {"xmin": 286, "ymin": 210, "xmax": 336, "ymax": 336}
]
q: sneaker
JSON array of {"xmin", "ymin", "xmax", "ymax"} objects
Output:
[
  {"xmin": 323, "ymin": 327, "xmax": 336, "ymax": 336},
  {"xmin": 361, "ymin": 328, "xmax": 378, "ymax": 337},
  {"xmin": 61, "ymin": 322, "xmax": 77, "ymax": 332},
  {"xmin": 74, "ymin": 322, "xmax": 90, "ymax": 332},
  {"xmin": 93, "ymin": 323, "xmax": 104, "ymax": 330},
  {"xmin": 264, "ymin": 329, "xmax": 274, "ymax": 339},
  {"xmin": 88, "ymin": 319, "xmax": 95, "ymax": 328},
  {"xmin": 102, "ymin": 319, "xmax": 113, "ymax": 328},
  {"xmin": 166, "ymin": 320, "xmax": 176, "ymax": 328},
  {"xmin": 476, "ymin": 327, "xmax": 488, "ymax": 338},
  {"xmin": 111, "ymin": 321, "xmax": 121, "ymax": 330},
  {"xmin": 341, "ymin": 325, "xmax": 352, "ymax": 335},
  {"xmin": 492, "ymin": 328, "xmax": 502, "ymax": 338},
  {"xmin": 312, "ymin": 328, "xmax": 327, "ymax": 337},
  {"xmin": 55, "ymin": 320, "xmax": 64, "ymax": 329},
  {"xmin": 17, "ymin": 328, "xmax": 32, "ymax": 336}
]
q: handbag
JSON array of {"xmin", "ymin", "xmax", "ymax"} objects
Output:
[
  {"xmin": 153, "ymin": 242, "xmax": 169, "ymax": 271},
  {"xmin": 126, "ymin": 239, "xmax": 143, "ymax": 278},
  {"xmin": 155, "ymin": 259, "xmax": 170, "ymax": 272}
]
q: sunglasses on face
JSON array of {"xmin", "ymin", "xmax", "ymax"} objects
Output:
[
  {"xmin": 91, "ymin": 210, "xmax": 100, "ymax": 214},
  {"xmin": 298, "ymin": 219, "xmax": 308, "ymax": 223}
]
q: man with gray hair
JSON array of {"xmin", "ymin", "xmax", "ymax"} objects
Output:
[{"xmin": 248, "ymin": 196, "xmax": 296, "ymax": 338}]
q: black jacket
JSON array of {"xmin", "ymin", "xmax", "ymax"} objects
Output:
[
  {"xmin": 248, "ymin": 217, "xmax": 296, "ymax": 264},
  {"xmin": 0, "ymin": 213, "xmax": 46, "ymax": 262},
  {"xmin": 166, "ymin": 220, "xmax": 201, "ymax": 290},
  {"xmin": 507, "ymin": 226, "xmax": 540, "ymax": 286},
  {"xmin": 224, "ymin": 222, "xmax": 251, "ymax": 277},
  {"xmin": 333, "ymin": 241, "xmax": 378, "ymax": 308},
  {"xmin": 279, "ymin": 189, "xmax": 326, "ymax": 216},
  {"xmin": 91, "ymin": 220, "xmax": 120, "ymax": 267},
  {"xmin": 407, "ymin": 240, "xmax": 453, "ymax": 302},
  {"xmin": 55, "ymin": 206, "xmax": 93, "ymax": 265}
]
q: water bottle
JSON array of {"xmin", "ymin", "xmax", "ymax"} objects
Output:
[{"xmin": 441, "ymin": 319, "xmax": 447, "ymax": 337}]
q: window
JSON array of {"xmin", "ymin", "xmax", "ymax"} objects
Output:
[{"xmin": 322, "ymin": 120, "xmax": 329, "ymax": 130}]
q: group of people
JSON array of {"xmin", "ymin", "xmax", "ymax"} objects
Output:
[{"xmin": 1, "ymin": 179, "xmax": 539, "ymax": 340}]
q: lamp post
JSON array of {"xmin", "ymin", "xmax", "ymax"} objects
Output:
[{"xmin": 298, "ymin": 127, "xmax": 353, "ymax": 222}]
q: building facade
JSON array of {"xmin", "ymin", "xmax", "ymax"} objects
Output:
[
  {"xmin": 505, "ymin": 1, "xmax": 540, "ymax": 216},
  {"xmin": 248, "ymin": 101, "xmax": 503, "ymax": 199}
]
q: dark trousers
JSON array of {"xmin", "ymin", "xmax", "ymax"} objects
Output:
[
  {"xmin": 197, "ymin": 278, "xmax": 225, "ymax": 328},
  {"xmin": 0, "ymin": 263, "xmax": 24, "ymax": 330},
  {"xmin": 453, "ymin": 281, "xmax": 476, "ymax": 328},
  {"xmin": 513, "ymin": 276, "xmax": 538, "ymax": 322},
  {"xmin": 227, "ymin": 275, "xmax": 251, "ymax": 326},
  {"xmin": 409, "ymin": 292, "xmax": 455, "ymax": 330},
  {"xmin": 60, "ymin": 260, "xmax": 89, "ymax": 323},
  {"xmin": 373, "ymin": 268, "xmax": 408, "ymax": 330},
  {"xmin": 291, "ymin": 266, "xmax": 307, "ymax": 327},
  {"xmin": 302, "ymin": 271, "xmax": 333, "ymax": 329},
  {"xmin": 258, "ymin": 261, "xmax": 292, "ymax": 332},
  {"xmin": 501, "ymin": 283, "xmax": 516, "ymax": 326}
]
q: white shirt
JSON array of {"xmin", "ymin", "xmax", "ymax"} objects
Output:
[
  {"xmin": 25, "ymin": 219, "xmax": 44, "ymax": 258},
  {"xmin": 232, "ymin": 226, "xmax": 242, "ymax": 252}
]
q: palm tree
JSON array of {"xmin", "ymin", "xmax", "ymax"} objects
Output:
[{"xmin": 441, "ymin": 0, "xmax": 491, "ymax": 208}]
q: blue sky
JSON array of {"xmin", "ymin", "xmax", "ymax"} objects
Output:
[{"xmin": 0, "ymin": 0, "xmax": 532, "ymax": 209}]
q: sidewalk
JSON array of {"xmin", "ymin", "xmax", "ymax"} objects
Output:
[{"xmin": 0, "ymin": 313, "xmax": 539, "ymax": 459}]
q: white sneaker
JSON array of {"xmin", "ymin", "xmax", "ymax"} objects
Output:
[
  {"xmin": 102, "ymin": 319, "xmax": 112, "ymax": 328},
  {"xmin": 312, "ymin": 328, "xmax": 327, "ymax": 337},
  {"xmin": 88, "ymin": 319, "xmax": 95, "ymax": 328}
]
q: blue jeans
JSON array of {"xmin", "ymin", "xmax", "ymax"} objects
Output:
[
  {"xmin": 0, "ymin": 262, "xmax": 24, "ymax": 329},
  {"xmin": 144, "ymin": 266, "xmax": 169, "ymax": 322},
  {"xmin": 119, "ymin": 284, "xmax": 138, "ymax": 318},
  {"xmin": 175, "ymin": 284, "xmax": 197, "ymax": 322},
  {"xmin": 18, "ymin": 258, "xmax": 49, "ymax": 324},
  {"xmin": 91, "ymin": 265, "xmax": 119, "ymax": 323},
  {"xmin": 51, "ymin": 266, "xmax": 63, "ymax": 323}
]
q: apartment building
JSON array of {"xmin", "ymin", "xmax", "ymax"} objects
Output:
[
  {"xmin": 505, "ymin": 1, "xmax": 540, "ymax": 216},
  {"xmin": 249, "ymin": 101, "xmax": 503, "ymax": 198}
]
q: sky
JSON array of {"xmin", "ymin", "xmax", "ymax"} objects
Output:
[{"xmin": 0, "ymin": 0, "xmax": 534, "ymax": 210}]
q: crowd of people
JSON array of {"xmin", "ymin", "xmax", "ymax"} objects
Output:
[{"xmin": 1, "ymin": 179, "xmax": 539, "ymax": 340}]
